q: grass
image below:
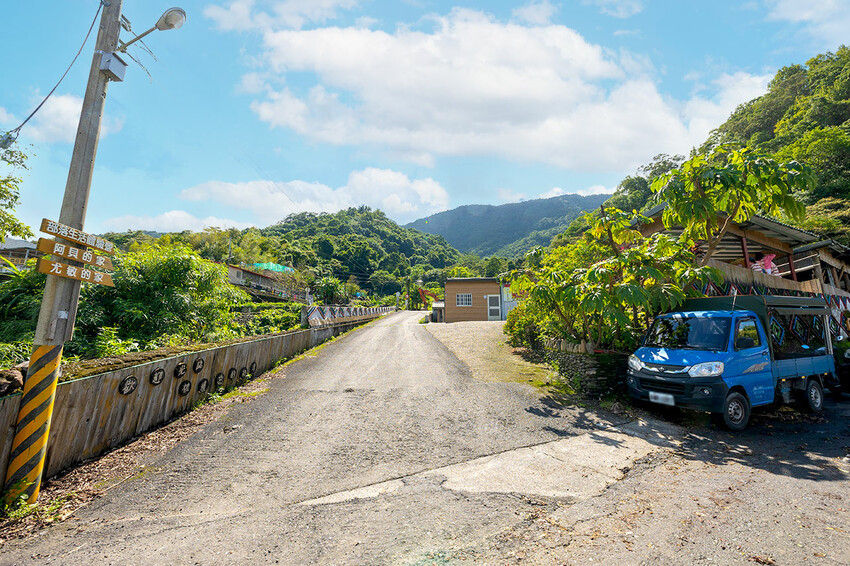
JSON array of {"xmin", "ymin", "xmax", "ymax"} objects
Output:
[{"xmin": 1, "ymin": 483, "xmax": 73, "ymax": 524}]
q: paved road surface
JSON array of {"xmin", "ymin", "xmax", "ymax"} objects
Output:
[
  {"xmin": 10, "ymin": 311, "xmax": 848, "ymax": 565},
  {"xmin": 5, "ymin": 311, "xmax": 636, "ymax": 565}
]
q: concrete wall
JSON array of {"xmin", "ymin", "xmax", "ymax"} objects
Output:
[{"xmin": 0, "ymin": 312, "xmax": 389, "ymax": 487}]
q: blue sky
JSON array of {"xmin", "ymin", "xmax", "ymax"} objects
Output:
[{"xmin": 2, "ymin": 0, "xmax": 848, "ymax": 234}]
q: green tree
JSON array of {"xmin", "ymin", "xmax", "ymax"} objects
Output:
[
  {"xmin": 510, "ymin": 209, "xmax": 717, "ymax": 351},
  {"xmin": 0, "ymin": 144, "xmax": 34, "ymax": 242},
  {"xmin": 313, "ymin": 276, "xmax": 344, "ymax": 304},
  {"xmin": 369, "ymin": 270, "xmax": 401, "ymax": 295},
  {"xmin": 85, "ymin": 244, "xmax": 247, "ymax": 344},
  {"xmin": 652, "ymin": 146, "xmax": 814, "ymax": 266}
]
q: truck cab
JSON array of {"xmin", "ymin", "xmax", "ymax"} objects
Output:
[{"xmin": 627, "ymin": 296, "xmax": 837, "ymax": 430}]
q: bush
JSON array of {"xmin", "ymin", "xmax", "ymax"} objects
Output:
[
  {"xmin": 504, "ymin": 302, "xmax": 542, "ymax": 349},
  {"xmin": 246, "ymin": 306, "xmax": 301, "ymax": 335},
  {"xmin": 91, "ymin": 327, "xmax": 139, "ymax": 358},
  {"xmin": 0, "ymin": 341, "xmax": 30, "ymax": 367}
]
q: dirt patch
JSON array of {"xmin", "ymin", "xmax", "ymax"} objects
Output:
[
  {"xmin": 0, "ymin": 369, "xmax": 279, "ymax": 547},
  {"xmin": 426, "ymin": 321, "xmax": 553, "ymax": 384}
]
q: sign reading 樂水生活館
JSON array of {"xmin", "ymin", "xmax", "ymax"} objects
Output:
[
  {"xmin": 36, "ymin": 238, "xmax": 114, "ymax": 271},
  {"xmin": 40, "ymin": 218, "xmax": 116, "ymax": 255},
  {"xmin": 36, "ymin": 258, "xmax": 114, "ymax": 287}
]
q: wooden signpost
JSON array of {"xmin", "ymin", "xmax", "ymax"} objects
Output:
[
  {"xmin": 40, "ymin": 218, "xmax": 116, "ymax": 255},
  {"xmin": 34, "ymin": 219, "xmax": 117, "ymax": 288},
  {"xmin": 36, "ymin": 238, "xmax": 114, "ymax": 271},
  {"xmin": 36, "ymin": 258, "xmax": 114, "ymax": 287}
]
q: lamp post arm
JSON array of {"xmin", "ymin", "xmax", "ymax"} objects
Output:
[{"xmin": 118, "ymin": 25, "xmax": 155, "ymax": 52}]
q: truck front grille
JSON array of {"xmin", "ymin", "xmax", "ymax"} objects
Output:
[{"xmin": 640, "ymin": 378, "xmax": 686, "ymax": 395}]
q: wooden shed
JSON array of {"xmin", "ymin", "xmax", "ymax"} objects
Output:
[{"xmin": 444, "ymin": 278, "xmax": 502, "ymax": 322}]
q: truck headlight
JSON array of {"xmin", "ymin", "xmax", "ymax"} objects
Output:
[
  {"xmin": 688, "ymin": 361, "xmax": 724, "ymax": 378},
  {"xmin": 628, "ymin": 354, "xmax": 644, "ymax": 371}
]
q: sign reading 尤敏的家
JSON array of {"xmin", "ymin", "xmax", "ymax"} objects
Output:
[
  {"xmin": 36, "ymin": 258, "xmax": 114, "ymax": 287},
  {"xmin": 36, "ymin": 238, "xmax": 114, "ymax": 271},
  {"xmin": 39, "ymin": 218, "xmax": 116, "ymax": 255}
]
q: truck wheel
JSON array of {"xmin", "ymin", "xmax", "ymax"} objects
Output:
[
  {"xmin": 800, "ymin": 379, "xmax": 824, "ymax": 413},
  {"xmin": 720, "ymin": 392, "xmax": 750, "ymax": 431}
]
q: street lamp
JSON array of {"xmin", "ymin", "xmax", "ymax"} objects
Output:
[{"xmin": 119, "ymin": 7, "xmax": 186, "ymax": 52}]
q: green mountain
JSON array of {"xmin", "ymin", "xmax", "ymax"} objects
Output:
[
  {"xmin": 261, "ymin": 207, "xmax": 460, "ymax": 281},
  {"xmin": 405, "ymin": 193, "xmax": 611, "ymax": 257}
]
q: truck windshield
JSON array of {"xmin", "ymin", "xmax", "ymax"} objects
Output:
[{"xmin": 645, "ymin": 315, "xmax": 730, "ymax": 351}]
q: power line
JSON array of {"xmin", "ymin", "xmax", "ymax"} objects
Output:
[{"xmin": 1, "ymin": 0, "xmax": 105, "ymax": 148}]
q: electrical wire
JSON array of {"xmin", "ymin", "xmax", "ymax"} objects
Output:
[{"xmin": 3, "ymin": 0, "xmax": 105, "ymax": 145}]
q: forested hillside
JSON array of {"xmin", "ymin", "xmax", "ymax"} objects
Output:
[
  {"xmin": 103, "ymin": 207, "xmax": 465, "ymax": 294},
  {"xmin": 707, "ymin": 46, "xmax": 850, "ymax": 242},
  {"xmin": 405, "ymin": 193, "xmax": 610, "ymax": 257},
  {"xmin": 578, "ymin": 47, "xmax": 850, "ymax": 240}
]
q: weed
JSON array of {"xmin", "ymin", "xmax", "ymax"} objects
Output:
[{"xmin": 1, "ymin": 479, "xmax": 71, "ymax": 523}]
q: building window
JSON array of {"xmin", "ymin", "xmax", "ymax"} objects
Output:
[{"xmin": 456, "ymin": 293, "xmax": 472, "ymax": 307}]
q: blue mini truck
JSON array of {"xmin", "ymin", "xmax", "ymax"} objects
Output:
[{"xmin": 627, "ymin": 295, "xmax": 840, "ymax": 430}]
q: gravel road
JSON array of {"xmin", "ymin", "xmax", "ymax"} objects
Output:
[{"xmin": 4, "ymin": 310, "xmax": 849, "ymax": 565}]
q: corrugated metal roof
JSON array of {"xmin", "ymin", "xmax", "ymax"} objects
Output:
[
  {"xmin": 0, "ymin": 238, "xmax": 36, "ymax": 251},
  {"xmin": 642, "ymin": 202, "xmax": 850, "ymax": 258}
]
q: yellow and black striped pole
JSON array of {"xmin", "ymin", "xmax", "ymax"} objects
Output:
[{"xmin": 3, "ymin": 345, "xmax": 63, "ymax": 503}]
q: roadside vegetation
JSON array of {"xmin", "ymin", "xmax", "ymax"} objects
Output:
[{"xmin": 506, "ymin": 46, "xmax": 850, "ymax": 354}]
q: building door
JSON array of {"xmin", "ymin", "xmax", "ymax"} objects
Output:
[{"xmin": 487, "ymin": 294, "xmax": 501, "ymax": 321}]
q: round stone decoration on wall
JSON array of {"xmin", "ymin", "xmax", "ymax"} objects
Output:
[
  {"xmin": 228, "ymin": 368, "xmax": 237, "ymax": 381},
  {"xmin": 197, "ymin": 378, "xmax": 210, "ymax": 394},
  {"xmin": 239, "ymin": 367, "xmax": 248, "ymax": 380},
  {"xmin": 174, "ymin": 362, "xmax": 188, "ymax": 379},
  {"xmin": 193, "ymin": 358, "xmax": 205, "ymax": 373},
  {"xmin": 149, "ymin": 367, "xmax": 165, "ymax": 386},
  {"xmin": 119, "ymin": 375, "xmax": 138, "ymax": 395},
  {"xmin": 214, "ymin": 372, "xmax": 225, "ymax": 388},
  {"xmin": 250, "ymin": 361, "xmax": 257, "ymax": 376},
  {"xmin": 178, "ymin": 380, "xmax": 192, "ymax": 396}
]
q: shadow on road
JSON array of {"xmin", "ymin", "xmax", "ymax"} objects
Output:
[{"xmin": 621, "ymin": 397, "xmax": 849, "ymax": 483}]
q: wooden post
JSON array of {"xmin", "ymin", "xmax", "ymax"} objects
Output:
[
  {"xmin": 3, "ymin": 0, "xmax": 124, "ymax": 505},
  {"xmin": 741, "ymin": 236, "xmax": 751, "ymax": 268},
  {"xmin": 830, "ymin": 266, "xmax": 841, "ymax": 290},
  {"xmin": 814, "ymin": 261, "xmax": 825, "ymax": 285},
  {"xmin": 787, "ymin": 254, "xmax": 797, "ymax": 281}
]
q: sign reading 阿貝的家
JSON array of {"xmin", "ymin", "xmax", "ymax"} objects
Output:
[
  {"xmin": 36, "ymin": 258, "xmax": 114, "ymax": 287},
  {"xmin": 36, "ymin": 238, "xmax": 114, "ymax": 271},
  {"xmin": 39, "ymin": 218, "xmax": 116, "ymax": 255}
]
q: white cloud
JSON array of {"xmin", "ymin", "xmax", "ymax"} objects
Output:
[
  {"xmin": 180, "ymin": 167, "xmax": 449, "ymax": 224},
  {"xmin": 103, "ymin": 211, "xmax": 254, "ymax": 232},
  {"xmin": 0, "ymin": 93, "xmax": 123, "ymax": 144},
  {"xmin": 216, "ymin": 7, "xmax": 772, "ymax": 172},
  {"xmin": 497, "ymin": 188, "xmax": 526, "ymax": 202},
  {"xmin": 205, "ymin": 0, "xmax": 358, "ymax": 31},
  {"xmin": 583, "ymin": 0, "xmax": 645, "ymax": 18},
  {"xmin": 765, "ymin": 0, "xmax": 850, "ymax": 46},
  {"xmin": 540, "ymin": 184, "xmax": 612, "ymax": 199},
  {"xmin": 683, "ymin": 71, "xmax": 772, "ymax": 141},
  {"xmin": 512, "ymin": 0, "xmax": 558, "ymax": 25}
]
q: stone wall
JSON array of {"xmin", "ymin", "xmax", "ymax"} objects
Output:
[{"xmin": 544, "ymin": 339, "xmax": 629, "ymax": 397}]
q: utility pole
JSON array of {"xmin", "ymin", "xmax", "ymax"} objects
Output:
[{"xmin": 4, "ymin": 0, "xmax": 124, "ymax": 504}]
